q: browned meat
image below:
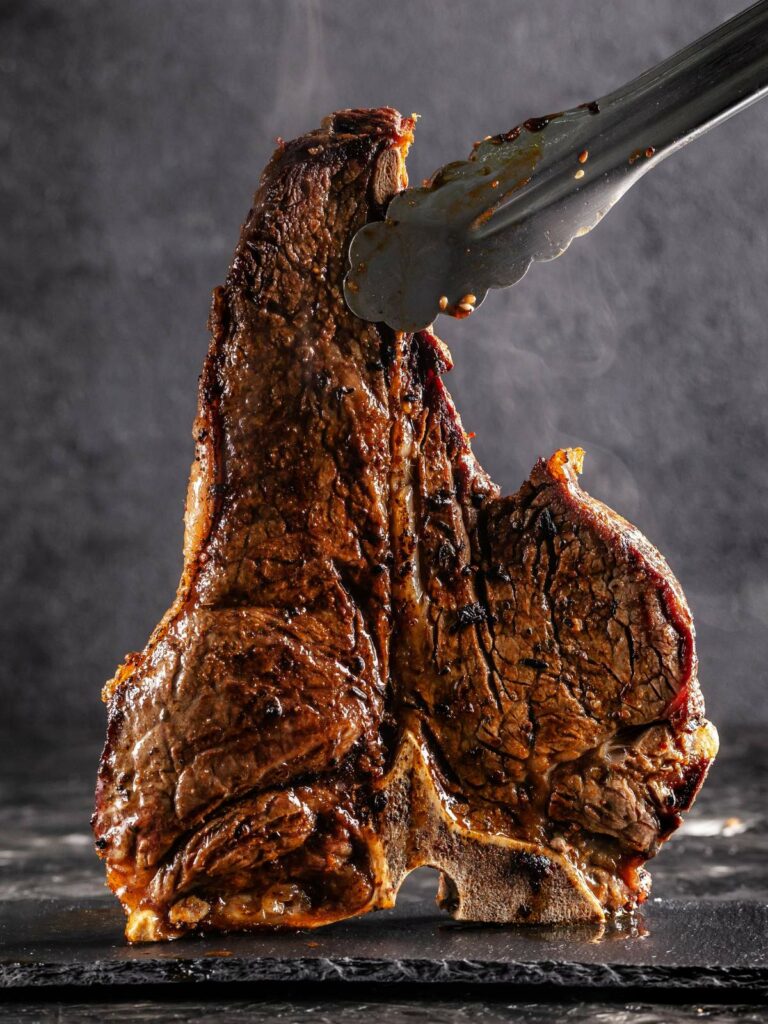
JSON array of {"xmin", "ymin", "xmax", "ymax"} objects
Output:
[{"xmin": 93, "ymin": 107, "xmax": 718, "ymax": 941}]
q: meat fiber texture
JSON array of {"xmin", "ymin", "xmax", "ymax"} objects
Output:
[{"xmin": 93, "ymin": 108, "xmax": 718, "ymax": 941}]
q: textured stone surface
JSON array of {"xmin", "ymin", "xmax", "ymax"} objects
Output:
[
  {"xmin": 1, "ymin": 728, "xmax": 765, "ymax": 996},
  {"xmin": 0, "ymin": 999, "xmax": 766, "ymax": 1023},
  {"xmin": 2, "ymin": 0, "xmax": 768, "ymax": 754}
]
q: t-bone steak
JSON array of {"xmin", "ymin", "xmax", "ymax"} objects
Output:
[{"xmin": 93, "ymin": 107, "xmax": 718, "ymax": 941}]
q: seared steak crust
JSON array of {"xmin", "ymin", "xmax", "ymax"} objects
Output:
[{"xmin": 94, "ymin": 108, "xmax": 717, "ymax": 940}]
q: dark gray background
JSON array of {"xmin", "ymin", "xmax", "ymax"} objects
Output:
[{"xmin": 2, "ymin": 0, "xmax": 767, "ymax": 752}]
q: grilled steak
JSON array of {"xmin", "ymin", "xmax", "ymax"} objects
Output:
[{"xmin": 93, "ymin": 107, "xmax": 718, "ymax": 941}]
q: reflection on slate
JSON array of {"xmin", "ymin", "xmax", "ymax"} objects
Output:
[{"xmin": 0, "ymin": 728, "xmax": 765, "ymax": 995}]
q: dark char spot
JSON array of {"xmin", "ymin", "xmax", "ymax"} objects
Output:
[
  {"xmin": 371, "ymin": 791, "xmax": 388, "ymax": 813},
  {"xmin": 263, "ymin": 697, "xmax": 283, "ymax": 719},
  {"xmin": 521, "ymin": 657, "xmax": 548, "ymax": 671},
  {"xmin": 427, "ymin": 488, "xmax": 454, "ymax": 510},
  {"xmin": 511, "ymin": 852, "xmax": 553, "ymax": 893},
  {"xmin": 436, "ymin": 541, "xmax": 456, "ymax": 569},
  {"xmin": 539, "ymin": 508, "xmax": 557, "ymax": 539},
  {"xmin": 452, "ymin": 603, "xmax": 488, "ymax": 632}
]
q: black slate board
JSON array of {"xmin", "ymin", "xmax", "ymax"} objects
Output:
[
  {"xmin": 1, "ymin": 889, "xmax": 766, "ymax": 992},
  {"xmin": 1, "ymin": 997, "xmax": 767, "ymax": 1024},
  {"xmin": 1, "ymin": 728, "xmax": 766, "ymax": 994}
]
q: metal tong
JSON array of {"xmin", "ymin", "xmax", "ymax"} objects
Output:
[{"xmin": 344, "ymin": 0, "xmax": 768, "ymax": 332}]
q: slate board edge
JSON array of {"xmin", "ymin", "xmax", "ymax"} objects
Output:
[{"xmin": 1, "ymin": 956, "xmax": 766, "ymax": 992}]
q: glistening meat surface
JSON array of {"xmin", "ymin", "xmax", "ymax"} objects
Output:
[{"xmin": 93, "ymin": 108, "xmax": 718, "ymax": 941}]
